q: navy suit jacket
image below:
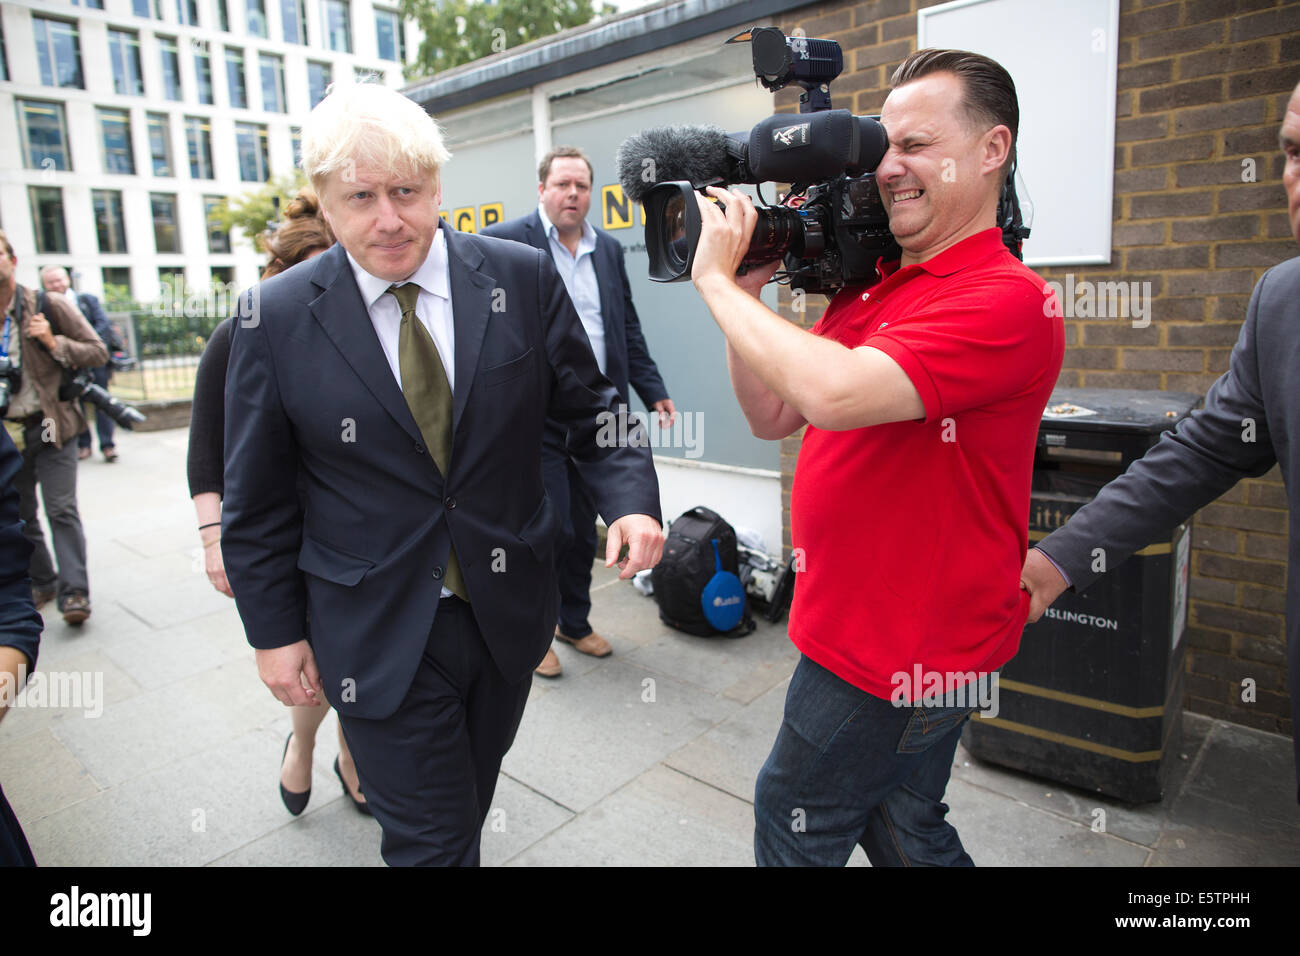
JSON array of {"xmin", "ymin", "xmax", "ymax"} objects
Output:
[
  {"xmin": 482, "ymin": 210, "xmax": 668, "ymax": 450},
  {"xmin": 222, "ymin": 225, "xmax": 661, "ymax": 719},
  {"xmin": 1038, "ymin": 254, "xmax": 1300, "ymax": 800}
]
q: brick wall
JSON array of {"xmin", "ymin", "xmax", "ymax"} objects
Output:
[{"xmin": 771, "ymin": 0, "xmax": 1298, "ymax": 735}]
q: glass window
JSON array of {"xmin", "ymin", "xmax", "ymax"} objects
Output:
[
  {"xmin": 107, "ymin": 29, "xmax": 144, "ymax": 96},
  {"xmin": 151, "ymin": 193, "xmax": 181, "ymax": 253},
  {"xmin": 1, "ymin": 18, "xmax": 10, "ymax": 82},
  {"xmin": 73, "ymin": 0, "xmax": 105, "ymax": 7},
  {"xmin": 102, "ymin": 267, "xmax": 132, "ymax": 300},
  {"xmin": 216, "ymin": 0, "xmax": 229, "ymax": 32},
  {"xmin": 29, "ymin": 187, "xmax": 69, "ymax": 254},
  {"xmin": 195, "ymin": 50, "xmax": 214, "ymax": 104},
  {"xmin": 354, "ymin": 66, "xmax": 377, "ymax": 84},
  {"xmin": 147, "ymin": 112, "xmax": 173, "ymax": 176},
  {"xmin": 282, "ymin": 0, "xmax": 305, "ymax": 44},
  {"xmin": 307, "ymin": 60, "xmax": 332, "ymax": 107},
  {"xmin": 247, "ymin": 0, "xmax": 267, "ymax": 38},
  {"xmin": 186, "ymin": 116, "xmax": 214, "ymax": 179},
  {"xmin": 98, "ymin": 108, "xmax": 135, "ymax": 175},
  {"xmin": 375, "ymin": 8, "xmax": 404, "ymax": 62},
  {"xmin": 290, "ymin": 126, "xmax": 302, "ymax": 167},
  {"xmin": 158, "ymin": 268, "xmax": 184, "ymax": 299},
  {"xmin": 225, "ymin": 47, "xmax": 247, "ymax": 109},
  {"xmin": 210, "ymin": 265, "xmax": 234, "ymax": 287},
  {"xmin": 259, "ymin": 53, "xmax": 285, "ymax": 113},
  {"xmin": 33, "ymin": 17, "xmax": 83, "ymax": 89},
  {"xmin": 235, "ymin": 122, "xmax": 269, "ymax": 182},
  {"xmin": 17, "ymin": 99, "xmax": 70, "ymax": 171},
  {"xmin": 93, "ymin": 190, "xmax": 129, "ymax": 254},
  {"xmin": 322, "ymin": 0, "xmax": 351, "ymax": 53},
  {"xmin": 159, "ymin": 35, "xmax": 181, "ymax": 100},
  {"xmin": 205, "ymin": 196, "xmax": 231, "ymax": 253},
  {"xmin": 132, "ymin": 0, "xmax": 160, "ymax": 17},
  {"xmin": 176, "ymin": 0, "xmax": 199, "ymax": 25}
]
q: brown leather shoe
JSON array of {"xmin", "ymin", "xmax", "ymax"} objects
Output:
[
  {"xmin": 555, "ymin": 629, "xmax": 612, "ymax": 657},
  {"xmin": 32, "ymin": 586, "xmax": 56, "ymax": 609},
  {"xmin": 534, "ymin": 647, "xmax": 562, "ymax": 678}
]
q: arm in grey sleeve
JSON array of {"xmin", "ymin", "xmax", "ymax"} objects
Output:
[{"xmin": 1037, "ymin": 273, "xmax": 1279, "ymax": 592}]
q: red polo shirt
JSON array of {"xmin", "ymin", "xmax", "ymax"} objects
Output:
[{"xmin": 789, "ymin": 228, "xmax": 1064, "ymax": 700}]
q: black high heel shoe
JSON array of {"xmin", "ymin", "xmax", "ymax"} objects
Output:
[
  {"xmin": 279, "ymin": 733, "xmax": 310, "ymax": 816},
  {"xmin": 334, "ymin": 756, "xmax": 372, "ymax": 816}
]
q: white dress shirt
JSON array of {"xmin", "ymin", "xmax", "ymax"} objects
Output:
[
  {"xmin": 345, "ymin": 225, "xmax": 456, "ymax": 392},
  {"xmin": 537, "ymin": 204, "xmax": 606, "ymax": 375}
]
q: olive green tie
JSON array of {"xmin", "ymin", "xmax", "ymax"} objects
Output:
[{"xmin": 389, "ymin": 282, "xmax": 467, "ymax": 602}]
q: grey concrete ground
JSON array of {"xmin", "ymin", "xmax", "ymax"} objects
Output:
[{"xmin": 1, "ymin": 428, "xmax": 1297, "ymax": 866}]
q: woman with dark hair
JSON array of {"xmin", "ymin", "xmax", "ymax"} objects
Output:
[{"xmin": 187, "ymin": 189, "xmax": 370, "ymax": 817}]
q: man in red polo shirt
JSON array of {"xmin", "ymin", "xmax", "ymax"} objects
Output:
[{"xmin": 690, "ymin": 49, "xmax": 1064, "ymax": 866}]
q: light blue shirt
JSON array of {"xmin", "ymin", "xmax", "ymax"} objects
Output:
[{"xmin": 537, "ymin": 204, "xmax": 606, "ymax": 375}]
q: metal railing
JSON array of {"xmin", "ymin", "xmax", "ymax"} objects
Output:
[{"xmin": 107, "ymin": 311, "xmax": 226, "ymax": 402}]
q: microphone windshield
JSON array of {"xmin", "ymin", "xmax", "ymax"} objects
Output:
[{"xmin": 617, "ymin": 126, "xmax": 738, "ymax": 202}]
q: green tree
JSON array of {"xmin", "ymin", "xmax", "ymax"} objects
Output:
[
  {"xmin": 210, "ymin": 170, "xmax": 308, "ymax": 253},
  {"xmin": 401, "ymin": 0, "xmax": 605, "ymax": 78}
]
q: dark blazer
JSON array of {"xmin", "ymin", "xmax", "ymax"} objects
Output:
[
  {"xmin": 221, "ymin": 225, "xmax": 661, "ymax": 720},
  {"xmin": 1037, "ymin": 254, "xmax": 1300, "ymax": 800},
  {"xmin": 481, "ymin": 210, "xmax": 668, "ymax": 428}
]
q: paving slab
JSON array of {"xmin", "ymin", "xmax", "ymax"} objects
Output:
[
  {"xmin": 501, "ymin": 658, "xmax": 739, "ymax": 813},
  {"xmin": 50, "ymin": 660, "xmax": 282, "ymax": 789},
  {"xmin": 506, "ymin": 765, "xmax": 755, "ymax": 866},
  {"xmin": 663, "ymin": 677, "xmax": 788, "ymax": 803},
  {"xmin": 945, "ymin": 778, "xmax": 1151, "ymax": 867},
  {"xmin": 0, "ymin": 727, "xmax": 100, "ymax": 823},
  {"xmin": 949, "ymin": 714, "xmax": 1215, "ymax": 849},
  {"xmin": 26, "ymin": 728, "xmax": 314, "ymax": 866},
  {"xmin": 0, "ymin": 648, "xmax": 142, "ymax": 742}
]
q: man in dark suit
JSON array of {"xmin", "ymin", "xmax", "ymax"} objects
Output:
[
  {"xmin": 221, "ymin": 85, "xmax": 664, "ymax": 866},
  {"xmin": 1021, "ymin": 80, "xmax": 1300, "ymax": 803},
  {"xmin": 483, "ymin": 147, "xmax": 674, "ymax": 677}
]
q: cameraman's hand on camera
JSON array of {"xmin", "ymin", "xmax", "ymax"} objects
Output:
[
  {"xmin": 27, "ymin": 313, "xmax": 57, "ymax": 351},
  {"xmin": 691, "ymin": 186, "xmax": 772, "ymax": 295}
]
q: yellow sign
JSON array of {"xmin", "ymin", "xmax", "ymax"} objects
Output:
[
  {"xmin": 479, "ymin": 202, "xmax": 504, "ymax": 229},
  {"xmin": 602, "ymin": 184, "xmax": 633, "ymax": 230},
  {"xmin": 453, "ymin": 207, "xmax": 477, "ymax": 233}
]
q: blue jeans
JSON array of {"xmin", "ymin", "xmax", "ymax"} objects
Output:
[{"xmin": 754, "ymin": 654, "xmax": 975, "ymax": 866}]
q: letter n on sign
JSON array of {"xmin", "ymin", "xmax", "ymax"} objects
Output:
[{"xmin": 602, "ymin": 184, "xmax": 633, "ymax": 230}]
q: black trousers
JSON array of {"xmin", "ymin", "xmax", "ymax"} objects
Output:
[
  {"xmin": 337, "ymin": 598, "xmax": 531, "ymax": 866},
  {"xmin": 541, "ymin": 446, "xmax": 598, "ymax": 639}
]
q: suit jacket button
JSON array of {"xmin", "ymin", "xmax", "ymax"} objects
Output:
[
  {"xmin": 432, "ymin": 566, "xmax": 444, "ymax": 579},
  {"xmin": 414, "ymin": 442, "xmax": 425, "ymax": 454},
  {"xmin": 444, "ymin": 496, "xmax": 456, "ymax": 509}
]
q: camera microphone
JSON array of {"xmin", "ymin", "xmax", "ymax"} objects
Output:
[{"xmin": 616, "ymin": 126, "xmax": 747, "ymax": 202}]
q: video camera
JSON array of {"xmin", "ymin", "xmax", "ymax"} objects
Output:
[{"xmin": 616, "ymin": 27, "xmax": 1029, "ymax": 296}]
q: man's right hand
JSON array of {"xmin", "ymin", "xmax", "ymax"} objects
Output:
[
  {"xmin": 1020, "ymin": 548, "xmax": 1068, "ymax": 623},
  {"xmin": 255, "ymin": 639, "xmax": 324, "ymax": 707}
]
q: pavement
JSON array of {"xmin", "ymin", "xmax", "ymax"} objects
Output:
[{"xmin": 1, "ymin": 427, "xmax": 1298, "ymax": 867}]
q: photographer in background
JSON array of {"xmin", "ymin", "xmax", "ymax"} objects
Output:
[
  {"xmin": 40, "ymin": 266, "xmax": 125, "ymax": 463},
  {"xmin": 0, "ymin": 230, "xmax": 109, "ymax": 625},
  {"xmin": 689, "ymin": 50, "xmax": 1063, "ymax": 866}
]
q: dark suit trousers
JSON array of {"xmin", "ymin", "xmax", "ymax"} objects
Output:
[
  {"xmin": 337, "ymin": 597, "xmax": 531, "ymax": 866},
  {"xmin": 541, "ymin": 444, "xmax": 598, "ymax": 639}
]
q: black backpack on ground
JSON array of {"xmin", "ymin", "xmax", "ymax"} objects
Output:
[{"xmin": 652, "ymin": 506, "xmax": 755, "ymax": 637}]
